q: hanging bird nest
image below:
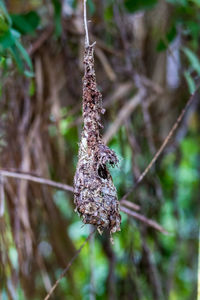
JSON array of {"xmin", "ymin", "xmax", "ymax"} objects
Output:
[{"xmin": 74, "ymin": 44, "xmax": 121, "ymax": 235}]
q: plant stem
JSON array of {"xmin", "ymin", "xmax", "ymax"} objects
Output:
[{"xmin": 84, "ymin": 0, "xmax": 89, "ymax": 46}]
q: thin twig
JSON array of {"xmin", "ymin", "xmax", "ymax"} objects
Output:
[
  {"xmin": 120, "ymin": 199, "xmax": 140, "ymax": 211},
  {"xmin": 122, "ymin": 86, "xmax": 200, "ymax": 200},
  {"xmin": 0, "ymin": 175, "xmax": 5, "ymax": 217},
  {"xmin": 84, "ymin": 0, "xmax": 89, "ymax": 47},
  {"xmin": 0, "ymin": 169, "xmax": 74, "ymax": 193},
  {"xmin": 120, "ymin": 206, "xmax": 169, "ymax": 235},
  {"xmin": 44, "ymin": 228, "xmax": 96, "ymax": 300},
  {"xmin": 136, "ymin": 88, "xmax": 199, "ymax": 185}
]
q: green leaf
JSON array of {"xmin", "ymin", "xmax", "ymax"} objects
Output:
[
  {"xmin": 0, "ymin": 29, "xmax": 15, "ymax": 51},
  {"xmin": 184, "ymin": 71, "xmax": 196, "ymax": 94},
  {"xmin": 0, "ymin": 14, "xmax": 10, "ymax": 35},
  {"xmin": 104, "ymin": 5, "xmax": 113, "ymax": 22},
  {"xmin": 9, "ymin": 44, "xmax": 24, "ymax": 71},
  {"xmin": 157, "ymin": 25, "xmax": 177, "ymax": 51},
  {"xmin": 15, "ymin": 38, "xmax": 33, "ymax": 70},
  {"xmin": 0, "ymin": 55, "xmax": 5, "ymax": 65},
  {"xmin": 190, "ymin": 0, "xmax": 200, "ymax": 7},
  {"xmin": 24, "ymin": 70, "xmax": 34, "ymax": 78},
  {"xmin": 185, "ymin": 21, "xmax": 200, "ymax": 39},
  {"xmin": 166, "ymin": 0, "xmax": 187, "ymax": 5},
  {"xmin": 183, "ymin": 47, "xmax": 200, "ymax": 74},
  {"xmin": 11, "ymin": 11, "xmax": 40, "ymax": 35},
  {"xmin": 29, "ymin": 79, "xmax": 35, "ymax": 96},
  {"xmin": 124, "ymin": 0, "xmax": 157, "ymax": 12},
  {"xmin": 9, "ymin": 44, "xmax": 33, "ymax": 76},
  {"xmin": 72, "ymin": 0, "xmax": 77, "ymax": 9},
  {"xmin": 0, "ymin": 0, "xmax": 12, "ymax": 27},
  {"xmin": 52, "ymin": 0, "xmax": 62, "ymax": 37},
  {"xmin": 10, "ymin": 28, "xmax": 20, "ymax": 39},
  {"xmin": 88, "ymin": 0, "xmax": 96, "ymax": 15}
]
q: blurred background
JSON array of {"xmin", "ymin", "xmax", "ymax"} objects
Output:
[{"xmin": 0, "ymin": 0, "xmax": 200, "ymax": 299}]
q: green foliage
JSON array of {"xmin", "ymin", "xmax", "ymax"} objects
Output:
[
  {"xmin": 183, "ymin": 47, "xmax": 200, "ymax": 93},
  {"xmin": 157, "ymin": 25, "xmax": 177, "ymax": 51},
  {"xmin": 0, "ymin": 29, "xmax": 31, "ymax": 74},
  {"xmin": 184, "ymin": 71, "xmax": 196, "ymax": 94},
  {"xmin": 52, "ymin": 0, "xmax": 62, "ymax": 37},
  {"xmin": 159, "ymin": 132, "xmax": 199, "ymax": 298},
  {"xmin": 88, "ymin": 0, "xmax": 96, "ymax": 15},
  {"xmin": 104, "ymin": 5, "xmax": 113, "ymax": 22},
  {"xmin": 11, "ymin": 11, "xmax": 40, "ymax": 35},
  {"xmin": 0, "ymin": 13, "xmax": 9, "ymax": 35},
  {"xmin": 0, "ymin": 1, "xmax": 11, "ymax": 35},
  {"xmin": 164, "ymin": 0, "xmax": 200, "ymax": 92},
  {"xmin": 0, "ymin": 0, "xmax": 34, "ymax": 76},
  {"xmin": 54, "ymin": 190, "xmax": 73, "ymax": 219},
  {"xmin": 124, "ymin": 0, "xmax": 157, "ymax": 12},
  {"xmin": 183, "ymin": 47, "xmax": 200, "ymax": 74}
]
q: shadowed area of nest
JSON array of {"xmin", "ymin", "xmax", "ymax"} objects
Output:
[{"xmin": 74, "ymin": 44, "xmax": 121, "ymax": 234}]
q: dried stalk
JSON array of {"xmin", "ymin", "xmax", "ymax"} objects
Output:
[{"xmin": 74, "ymin": 1, "xmax": 121, "ymax": 235}]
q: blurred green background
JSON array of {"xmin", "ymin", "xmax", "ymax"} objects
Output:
[{"xmin": 0, "ymin": 0, "xmax": 200, "ymax": 299}]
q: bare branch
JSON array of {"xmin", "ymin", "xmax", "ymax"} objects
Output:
[
  {"xmin": 120, "ymin": 199, "xmax": 140, "ymax": 211},
  {"xmin": 120, "ymin": 206, "xmax": 169, "ymax": 235},
  {"xmin": 0, "ymin": 169, "xmax": 74, "ymax": 193},
  {"xmin": 44, "ymin": 228, "xmax": 96, "ymax": 300}
]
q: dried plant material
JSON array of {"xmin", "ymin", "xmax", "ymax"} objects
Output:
[{"xmin": 74, "ymin": 44, "xmax": 121, "ymax": 235}]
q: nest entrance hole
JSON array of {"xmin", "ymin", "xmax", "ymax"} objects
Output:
[{"xmin": 98, "ymin": 164, "xmax": 108, "ymax": 179}]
